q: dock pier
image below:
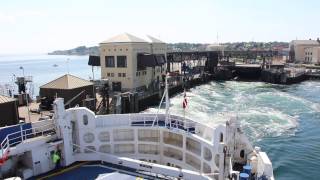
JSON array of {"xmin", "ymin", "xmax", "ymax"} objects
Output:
[
  {"xmin": 110, "ymin": 73, "xmax": 213, "ymax": 113},
  {"xmin": 89, "ymin": 49, "xmax": 320, "ymax": 114}
]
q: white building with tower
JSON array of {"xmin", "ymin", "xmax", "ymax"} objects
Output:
[{"xmin": 99, "ymin": 33, "xmax": 167, "ymax": 92}]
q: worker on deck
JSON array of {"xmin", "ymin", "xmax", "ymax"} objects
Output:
[{"xmin": 52, "ymin": 150, "xmax": 61, "ymax": 170}]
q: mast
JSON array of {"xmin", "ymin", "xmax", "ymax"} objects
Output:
[{"xmin": 165, "ymin": 73, "xmax": 170, "ymax": 127}]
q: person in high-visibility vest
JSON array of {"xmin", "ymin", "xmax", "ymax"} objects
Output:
[{"xmin": 52, "ymin": 150, "xmax": 61, "ymax": 169}]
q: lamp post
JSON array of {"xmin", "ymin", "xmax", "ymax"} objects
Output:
[
  {"xmin": 66, "ymin": 58, "xmax": 70, "ymax": 74},
  {"xmin": 19, "ymin": 66, "xmax": 31, "ymax": 123},
  {"xmin": 19, "ymin": 66, "xmax": 24, "ymax": 77}
]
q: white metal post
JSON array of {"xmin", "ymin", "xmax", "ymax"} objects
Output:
[
  {"xmin": 92, "ymin": 66, "xmax": 95, "ymax": 80},
  {"xmin": 165, "ymin": 73, "xmax": 170, "ymax": 127},
  {"xmin": 26, "ymin": 94, "xmax": 31, "ymax": 123},
  {"xmin": 67, "ymin": 58, "xmax": 70, "ymax": 74},
  {"xmin": 20, "ymin": 124, "xmax": 23, "ymax": 143}
]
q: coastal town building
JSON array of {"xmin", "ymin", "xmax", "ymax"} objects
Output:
[
  {"xmin": 311, "ymin": 47, "xmax": 320, "ymax": 64},
  {"xmin": 289, "ymin": 39, "xmax": 320, "ymax": 64},
  {"xmin": 99, "ymin": 33, "xmax": 167, "ymax": 92},
  {"xmin": 0, "ymin": 95, "xmax": 19, "ymax": 126}
]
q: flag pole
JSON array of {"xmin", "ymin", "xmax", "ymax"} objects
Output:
[
  {"xmin": 183, "ymin": 89, "xmax": 187, "ymax": 130},
  {"xmin": 184, "ymin": 103, "xmax": 186, "ymax": 130},
  {"xmin": 165, "ymin": 73, "xmax": 170, "ymax": 128}
]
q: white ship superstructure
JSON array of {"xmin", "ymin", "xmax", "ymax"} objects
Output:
[{"xmin": 0, "ymin": 76, "xmax": 274, "ymax": 180}]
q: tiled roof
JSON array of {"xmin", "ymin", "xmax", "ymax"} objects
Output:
[
  {"xmin": 0, "ymin": 95, "xmax": 16, "ymax": 104},
  {"xmin": 100, "ymin": 33, "xmax": 147, "ymax": 44},
  {"xmin": 292, "ymin": 40, "xmax": 320, "ymax": 45},
  {"xmin": 40, "ymin": 74, "xmax": 93, "ymax": 90},
  {"xmin": 145, "ymin": 35, "xmax": 165, "ymax": 43}
]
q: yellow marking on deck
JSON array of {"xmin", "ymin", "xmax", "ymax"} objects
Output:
[{"xmin": 36, "ymin": 161, "xmax": 88, "ymax": 180}]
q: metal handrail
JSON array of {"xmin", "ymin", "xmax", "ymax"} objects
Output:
[
  {"xmin": 64, "ymin": 90, "xmax": 86, "ymax": 107},
  {"xmin": 0, "ymin": 122, "xmax": 56, "ymax": 157},
  {"xmin": 96, "ymin": 113, "xmax": 197, "ymax": 130},
  {"xmin": 127, "ymin": 114, "xmax": 196, "ymax": 134}
]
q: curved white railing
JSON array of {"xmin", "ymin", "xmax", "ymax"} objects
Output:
[
  {"xmin": 0, "ymin": 120, "xmax": 56, "ymax": 158},
  {"xmin": 96, "ymin": 113, "xmax": 201, "ymax": 130},
  {"xmin": 72, "ymin": 143, "xmax": 211, "ymax": 180}
]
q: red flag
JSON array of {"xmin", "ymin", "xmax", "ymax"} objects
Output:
[{"xmin": 183, "ymin": 90, "xmax": 188, "ymax": 109}]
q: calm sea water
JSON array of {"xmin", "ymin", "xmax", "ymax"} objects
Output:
[
  {"xmin": 1, "ymin": 55, "xmax": 319, "ymax": 180},
  {"xmin": 0, "ymin": 55, "xmax": 100, "ymax": 97}
]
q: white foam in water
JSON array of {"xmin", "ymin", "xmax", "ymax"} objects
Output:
[
  {"xmin": 258, "ymin": 90, "xmax": 320, "ymax": 113},
  {"xmin": 240, "ymin": 107, "xmax": 298, "ymax": 141},
  {"xmin": 144, "ymin": 81, "xmax": 303, "ymax": 142}
]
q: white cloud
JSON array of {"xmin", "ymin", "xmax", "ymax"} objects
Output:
[
  {"xmin": 0, "ymin": 10, "xmax": 46, "ymax": 24},
  {"xmin": 16, "ymin": 10, "xmax": 45, "ymax": 17},
  {"xmin": 0, "ymin": 13, "xmax": 16, "ymax": 24}
]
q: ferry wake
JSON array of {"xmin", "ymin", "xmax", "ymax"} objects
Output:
[{"xmin": 0, "ymin": 75, "xmax": 274, "ymax": 180}]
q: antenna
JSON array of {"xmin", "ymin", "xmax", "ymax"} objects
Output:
[
  {"xmin": 152, "ymin": 73, "xmax": 170, "ymax": 127},
  {"xmin": 216, "ymin": 32, "xmax": 219, "ymax": 45},
  {"xmin": 66, "ymin": 58, "xmax": 70, "ymax": 74},
  {"xmin": 165, "ymin": 73, "xmax": 170, "ymax": 127}
]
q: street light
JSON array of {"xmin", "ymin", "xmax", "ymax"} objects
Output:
[
  {"xmin": 19, "ymin": 66, "xmax": 24, "ymax": 77},
  {"xmin": 19, "ymin": 66, "xmax": 31, "ymax": 123},
  {"xmin": 66, "ymin": 58, "xmax": 70, "ymax": 74}
]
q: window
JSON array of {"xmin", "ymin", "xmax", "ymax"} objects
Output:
[
  {"xmin": 117, "ymin": 56, "xmax": 127, "ymax": 67},
  {"xmin": 220, "ymin": 133, "xmax": 223, "ymax": 142},
  {"xmin": 83, "ymin": 115, "xmax": 88, "ymax": 125},
  {"xmin": 240, "ymin": 149, "xmax": 245, "ymax": 158},
  {"xmin": 107, "ymin": 73, "xmax": 110, "ymax": 77},
  {"xmin": 111, "ymin": 73, "xmax": 114, "ymax": 77},
  {"xmin": 118, "ymin": 73, "xmax": 126, "ymax": 77},
  {"xmin": 105, "ymin": 56, "xmax": 115, "ymax": 67},
  {"xmin": 136, "ymin": 72, "xmax": 139, "ymax": 76}
]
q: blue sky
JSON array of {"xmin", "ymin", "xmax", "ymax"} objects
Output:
[{"xmin": 0, "ymin": 0, "xmax": 319, "ymax": 54}]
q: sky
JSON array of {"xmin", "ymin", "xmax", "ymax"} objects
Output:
[{"xmin": 0, "ymin": 0, "xmax": 319, "ymax": 54}]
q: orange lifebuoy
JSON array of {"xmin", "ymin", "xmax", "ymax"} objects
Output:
[{"xmin": 0, "ymin": 150, "xmax": 10, "ymax": 165}]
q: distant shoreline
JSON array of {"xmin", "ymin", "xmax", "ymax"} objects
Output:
[
  {"xmin": 48, "ymin": 42, "xmax": 289, "ymax": 56},
  {"xmin": 48, "ymin": 46, "xmax": 99, "ymax": 56}
]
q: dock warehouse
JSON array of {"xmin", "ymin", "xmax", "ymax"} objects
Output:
[
  {"xmin": 0, "ymin": 95, "xmax": 19, "ymax": 127},
  {"xmin": 39, "ymin": 74, "xmax": 94, "ymax": 109}
]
